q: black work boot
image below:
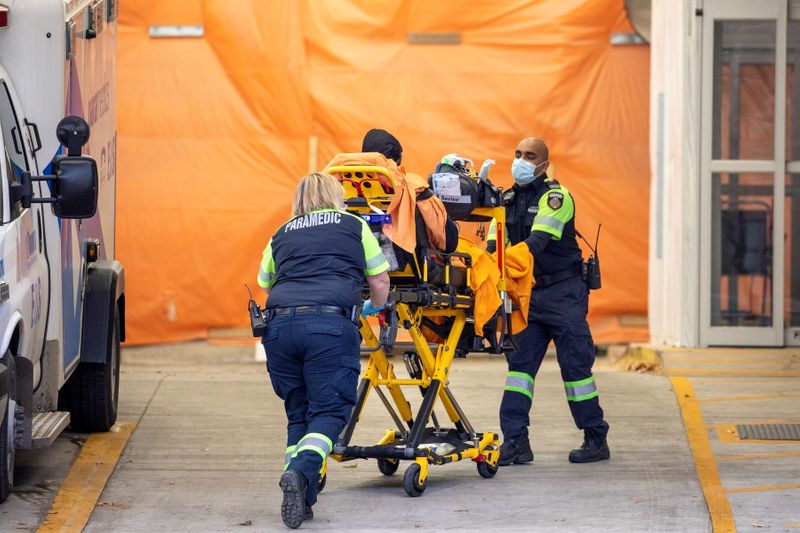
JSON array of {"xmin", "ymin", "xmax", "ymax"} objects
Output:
[
  {"xmin": 279, "ymin": 470, "xmax": 308, "ymax": 529},
  {"xmin": 498, "ymin": 433, "xmax": 534, "ymax": 466},
  {"xmin": 569, "ymin": 430, "xmax": 610, "ymax": 463}
]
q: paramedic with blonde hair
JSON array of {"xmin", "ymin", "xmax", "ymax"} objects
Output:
[{"xmin": 257, "ymin": 172, "xmax": 389, "ymax": 528}]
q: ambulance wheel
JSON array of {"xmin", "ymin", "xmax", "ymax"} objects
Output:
[
  {"xmin": 403, "ymin": 463, "xmax": 425, "ymax": 497},
  {"xmin": 477, "ymin": 460, "xmax": 498, "ymax": 479},
  {"xmin": 63, "ymin": 305, "xmax": 121, "ymax": 432},
  {"xmin": 377, "ymin": 457, "xmax": 399, "ymax": 476},
  {"xmin": 0, "ymin": 351, "xmax": 17, "ymax": 503},
  {"xmin": 317, "ymin": 473, "xmax": 326, "ymax": 493}
]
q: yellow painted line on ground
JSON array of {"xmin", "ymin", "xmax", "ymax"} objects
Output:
[
  {"xmin": 700, "ymin": 392, "xmax": 800, "ymax": 404},
  {"xmin": 786, "ymin": 524, "xmax": 800, "ymax": 527},
  {"xmin": 719, "ymin": 452, "xmax": 800, "ymax": 461},
  {"xmin": 670, "ymin": 377, "xmax": 735, "ymax": 533},
  {"xmin": 726, "ymin": 484, "xmax": 800, "ymax": 494},
  {"xmin": 37, "ymin": 421, "xmax": 137, "ymax": 533},
  {"xmin": 667, "ymin": 368, "xmax": 800, "ymax": 376}
]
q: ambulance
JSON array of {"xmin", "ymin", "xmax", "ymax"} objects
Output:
[{"xmin": 0, "ymin": 0, "xmax": 124, "ymax": 502}]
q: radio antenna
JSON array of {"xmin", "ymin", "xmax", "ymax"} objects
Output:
[{"xmin": 576, "ymin": 225, "xmax": 601, "ymax": 257}]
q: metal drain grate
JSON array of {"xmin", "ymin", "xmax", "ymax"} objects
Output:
[{"xmin": 736, "ymin": 424, "xmax": 800, "ymax": 441}]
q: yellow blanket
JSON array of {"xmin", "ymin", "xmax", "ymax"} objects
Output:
[
  {"xmin": 499, "ymin": 242, "xmax": 534, "ymax": 334},
  {"xmin": 457, "ymin": 238, "xmax": 501, "ymax": 331}
]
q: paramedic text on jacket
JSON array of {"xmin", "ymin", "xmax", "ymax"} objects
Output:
[
  {"xmin": 257, "ymin": 172, "xmax": 390, "ymax": 528},
  {"xmin": 496, "ymin": 137, "xmax": 610, "ymax": 466}
]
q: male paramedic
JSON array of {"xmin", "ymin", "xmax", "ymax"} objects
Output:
[
  {"xmin": 258, "ymin": 172, "xmax": 389, "ymax": 528},
  {"xmin": 490, "ymin": 137, "xmax": 610, "ymax": 465}
]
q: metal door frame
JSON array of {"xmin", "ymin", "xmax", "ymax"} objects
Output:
[{"xmin": 699, "ymin": 0, "xmax": 787, "ymax": 346}]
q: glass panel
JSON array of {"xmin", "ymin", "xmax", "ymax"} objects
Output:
[
  {"xmin": 712, "ymin": 21, "xmax": 776, "ymax": 160},
  {"xmin": 788, "ymin": 23, "xmax": 800, "ymax": 332},
  {"xmin": 710, "ymin": 172, "xmax": 774, "ymax": 327},
  {"xmin": 789, "ymin": 21, "xmax": 800, "ymax": 162},
  {"xmin": 0, "ymin": 81, "xmax": 28, "ymax": 173},
  {"xmin": 787, "ymin": 173, "xmax": 800, "ymax": 329}
]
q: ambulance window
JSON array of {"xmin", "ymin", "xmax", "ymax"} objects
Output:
[
  {"xmin": 4, "ymin": 148, "xmax": 21, "ymax": 220},
  {"xmin": 0, "ymin": 80, "xmax": 29, "ymax": 176},
  {"xmin": 1, "ymin": 148, "xmax": 9, "ymax": 222}
]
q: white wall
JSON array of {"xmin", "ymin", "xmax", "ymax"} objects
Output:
[{"xmin": 649, "ymin": 0, "xmax": 703, "ymax": 347}]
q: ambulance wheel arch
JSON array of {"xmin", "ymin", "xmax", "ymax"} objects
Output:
[{"xmin": 58, "ymin": 261, "xmax": 124, "ymax": 433}]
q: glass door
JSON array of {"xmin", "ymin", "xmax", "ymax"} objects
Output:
[
  {"xmin": 700, "ymin": 0, "xmax": 788, "ymax": 345},
  {"xmin": 786, "ymin": 12, "xmax": 800, "ymax": 345}
]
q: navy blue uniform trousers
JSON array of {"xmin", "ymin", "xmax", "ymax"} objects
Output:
[
  {"xmin": 499, "ymin": 276, "xmax": 609, "ymax": 441},
  {"xmin": 262, "ymin": 312, "xmax": 360, "ymax": 506}
]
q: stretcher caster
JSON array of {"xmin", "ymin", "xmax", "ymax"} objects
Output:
[
  {"xmin": 317, "ymin": 473, "xmax": 327, "ymax": 493},
  {"xmin": 403, "ymin": 463, "xmax": 426, "ymax": 497},
  {"xmin": 377, "ymin": 457, "xmax": 399, "ymax": 476},
  {"xmin": 476, "ymin": 461, "xmax": 498, "ymax": 479}
]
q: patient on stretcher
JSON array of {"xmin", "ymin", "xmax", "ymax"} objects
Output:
[{"xmin": 325, "ymin": 129, "xmax": 459, "ymax": 285}]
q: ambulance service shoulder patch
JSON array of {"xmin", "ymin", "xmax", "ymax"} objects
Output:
[{"xmin": 547, "ymin": 192, "xmax": 564, "ymax": 210}]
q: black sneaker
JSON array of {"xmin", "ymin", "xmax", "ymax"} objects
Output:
[
  {"xmin": 279, "ymin": 470, "xmax": 308, "ymax": 529},
  {"xmin": 498, "ymin": 436, "xmax": 534, "ymax": 466},
  {"xmin": 568, "ymin": 431, "xmax": 610, "ymax": 463},
  {"xmin": 304, "ymin": 505, "xmax": 313, "ymax": 521}
]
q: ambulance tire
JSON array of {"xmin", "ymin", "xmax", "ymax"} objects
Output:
[
  {"xmin": 64, "ymin": 305, "xmax": 120, "ymax": 433},
  {"xmin": 0, "ymin": 350, "xmax": 17, "ymax": 503}
]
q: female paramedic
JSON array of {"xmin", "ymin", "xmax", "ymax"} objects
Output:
[{"xmin": 256, "ymin": 172, "xmax": 390, "ymax": 529}]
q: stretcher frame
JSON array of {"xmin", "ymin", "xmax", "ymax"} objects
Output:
[{"xmin": 324, "ymin": 163, "xmax": 510, "ymax": 497}]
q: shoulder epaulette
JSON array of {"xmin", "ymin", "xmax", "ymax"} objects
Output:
[{"xmin": 545, "ymin": 178, "xmax": 561, "ymax": 190}]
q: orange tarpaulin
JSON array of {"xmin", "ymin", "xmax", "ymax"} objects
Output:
[{"xmin": 117, "ymin": 0, "xmax": 650, "ymax": 345}]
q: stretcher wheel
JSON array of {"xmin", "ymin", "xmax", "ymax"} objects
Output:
[
  {"xmin": 403, "ymin": 464, "xmax": 425, "ymax": 497},
  {"xmin": 377, "ymin": 458, "xmax": 399, "ymax": 476},
  {"xmin": 477, "ymin": 461, "xmax": 498, "ymax": 479},
  {"xmin": 317, "ymin": 473, "xmax": 327, "ymax": 493}
]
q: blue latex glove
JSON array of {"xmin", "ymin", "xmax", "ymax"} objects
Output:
[{"xmin": 361, "ymin": 299, "xmax": 385, "ymax": 318}]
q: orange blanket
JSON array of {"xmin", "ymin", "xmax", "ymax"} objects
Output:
[
  {"xmin": 457, "ymin": 237, "xmax": 501, "ymax": 331},
  {"xmin": 499, "ymin": 242, "xmax": 534, "ymax": 334},
  {"xmin": 386, "ymin": 168, "xmax": 449, "ymax": 253}
]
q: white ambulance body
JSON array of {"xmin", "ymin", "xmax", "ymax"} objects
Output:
[{"xmin": 0, "ymin": 0, "xmax": 124, "ymax": 502}]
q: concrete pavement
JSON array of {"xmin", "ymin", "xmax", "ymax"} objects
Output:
[
  {"xmin": 92, "ymin": 343, "xmax": 708, "ymax": 532},
  {"xmin": 5, "ymin": 341, "xmax": 799, "ymax": 531}
]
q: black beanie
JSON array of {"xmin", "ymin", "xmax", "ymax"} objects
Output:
[{"xmin": 362, "ymin": 128, "xmax": 403, "ymax": 164}]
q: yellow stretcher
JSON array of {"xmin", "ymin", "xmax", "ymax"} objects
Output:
[{"xmin": 322, "ymin": 160, "xmax": 515, "ymax": 497}]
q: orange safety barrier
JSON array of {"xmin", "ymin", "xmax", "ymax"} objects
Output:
[{"xmin": 117, "ymin": 0, "xmax": 650, "ymax": 345}]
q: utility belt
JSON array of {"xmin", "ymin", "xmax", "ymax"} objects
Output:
[
  {"xmin": 534, "ymin": 263, "xmax": 584, "ymax": 288},
  {"xmin": 266, "ymin": 304, "xmax": 361, "ymax": 326},
  {"xmin": 534, "ymin": 259, "xmax": 602, "ymax": 290}
]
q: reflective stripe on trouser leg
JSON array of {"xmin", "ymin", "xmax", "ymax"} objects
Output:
[
  {"xmin": 284, "ymin": 445, "xmax": 296, "ymax": 471},
  {"xmin": 291, "ymin": 432, "xmax": 333, "ymax": 462},
  {"xmin": 504, "ymin": 371, "xmax": 535, "ymax": 399},
  {"xmin": 564, "ymin": 375, "xmax": 598, "ymax": 402}
]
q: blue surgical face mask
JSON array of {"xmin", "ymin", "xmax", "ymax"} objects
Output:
[{"xmin": 512, "ymin": 158, "xmax": 544, "ymax": 185}]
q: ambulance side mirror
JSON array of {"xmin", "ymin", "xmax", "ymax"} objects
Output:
[
  {"xmin": 18, "ymin": 116, "xmax": 98, "ymax": 219},
  {"xmin": 50, "ymin": 156, "xmax": 98, "ymax": 219}
]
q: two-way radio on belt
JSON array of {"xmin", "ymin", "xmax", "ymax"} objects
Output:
[
  {"xmin": 576, "ymin": 224, "xmax": 602, "ymax": 291},
  {"xmin": 245, "ymin": 284, "xmax": 267, "ymax": 336}
]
